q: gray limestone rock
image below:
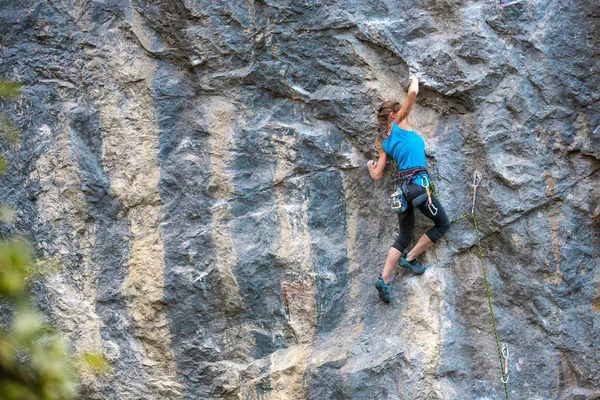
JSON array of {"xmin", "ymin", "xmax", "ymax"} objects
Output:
[{"xmin": 0, "ymin": 0, "xmax": 599, "ymax": 399}]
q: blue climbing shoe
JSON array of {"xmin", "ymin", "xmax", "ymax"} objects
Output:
[
  {"xmin": 400, "ymin": 254, "xmax": 426, "ymax": 274},
  {"xmin": 375, "ymin": 276, "xmax": 390, "ymax": 303}
]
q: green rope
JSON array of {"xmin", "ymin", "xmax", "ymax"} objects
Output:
[
  {"xmin": 450, "ymin": 212, "xmax": 509, "ymax": 400},
  {"xmin": 429, "ymin": 173, "xmax": 508, "ymax": 397},
  {"xmin": 450, "ymin": 212, "xmax": 472, "ymax": 224}
]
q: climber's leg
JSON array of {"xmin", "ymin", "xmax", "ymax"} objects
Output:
[
  {"xmin": 405, "ymin": 193, "xmax": 450, "ymax": 262},
  {"xmin": 404, "ymin": 234, "xmax": 434, "ymax": 262},
  {"xmin": 382, "ymin": 206, "xmax": 415, "ymax": 283},
  {"xmin": 391, "ymin": 205, "xmax": 415, "ymax": 255},
  {"xmin": 381, "ymin": 247, "xmax": 403, "ymax": 285}
]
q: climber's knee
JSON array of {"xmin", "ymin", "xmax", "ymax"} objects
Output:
[
  {"xmin": 438, "ymin": 218, "xmax": 450, "ymax": 237},
  {"xmin": 439, "ymin": 219, "xmax": 450, "ymax": 237},
  {"xmin": 392, "ymin": 232, "xmax": 412, "ymax": 253},
  {"xmin": 426, "ymin": 219, "xmax": 450, "ymax": 243}
]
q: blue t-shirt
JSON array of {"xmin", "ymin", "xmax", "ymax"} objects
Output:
[{"xmin": 382, "ymin": 122, "xmax": 428, "ymax": 182}]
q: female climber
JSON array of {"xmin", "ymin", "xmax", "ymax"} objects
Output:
[{"xmin": 367, "ymin": 76, "xmax": 450, "ymax": 303}]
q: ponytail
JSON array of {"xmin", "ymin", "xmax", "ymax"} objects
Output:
[{"xmin": 376, "ymin": 101, "xmax": 401, "ymax": 149}]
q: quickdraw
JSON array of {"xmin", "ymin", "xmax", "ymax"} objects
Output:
[
  {"xmin": 472, "ymin": 171, "xmax": 481, "ymax": 215},
  {"xmin": 421, "ymin": 175, "xmax": 438, "ymax": 216},
  {"xmin": 502, "ymin": 344, "xmax": 510, "ymax": 384}
]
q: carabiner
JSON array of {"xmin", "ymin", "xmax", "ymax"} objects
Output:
[
  {"xmin": 423, "ymin": 182, "xmax": 438, "ymax": 216},
  {"xmin": 472, "ymin": 171, "xmax": 482, "ymax": 188},
  {"xmin": 421, "ymin": 175, "xmax": 430, "ymax": 188},
  {"xmin": 501, "ymin": 344, "xmax": 509, "ymax": 383},
  {"xmin": 428, "ymin": 202, "xmax": 438, "ymax": 216}
]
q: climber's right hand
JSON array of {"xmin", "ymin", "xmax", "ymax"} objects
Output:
[{"xmin": 367, "ymin": 158, "xmax": 385, "ymax": 180}]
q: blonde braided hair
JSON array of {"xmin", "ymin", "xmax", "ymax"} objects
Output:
[{"xmin": 376, "ymin": 101, "xmax": 401, "ymax": 149}]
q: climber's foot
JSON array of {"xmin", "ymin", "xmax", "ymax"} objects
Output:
[
  {"xmin": 400, "ymin": 254, "xmax": 426, "ymax": 274},
  {"xmin": 375, "ymin": 276, "xmax": 390, "ymax": 303}
]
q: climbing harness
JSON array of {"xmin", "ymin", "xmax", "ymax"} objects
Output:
[
  {"xmin": 449, "ymin": 172, "xmax": 510, "ymax": 400},
  {"xmin": 391, "ymin": 168, "xmax": 427, "ymax": 214},
  {"xmin": 395, "ymin": 167, "xmax": 428, "ymax": 187},
  {"xmin": 393, "ymin": 167, "xmax": 438, "ymax": 212},
  {"xmin": 502, "ymin": 344, "xmax": 510, "ymax": 384}
]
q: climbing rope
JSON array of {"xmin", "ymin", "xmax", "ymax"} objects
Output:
[{"xmin": 448, "ymin": 172, "xmax": 510, "ymax": 400}]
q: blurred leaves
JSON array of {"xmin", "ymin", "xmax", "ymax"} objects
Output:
[
  {"xmin": 0, "ymin": 238, "xmax": 32, "ymax": 297},
  {"xmin": 0, "ymin": 239, "xmax": 110, "ymax": 400},
  {"xmin": 0, "ymin": 205, "xmax": 16, "ymax": 224},
  {"xmin": 0, "ymin": 80, "xmax": 20, "ymax": 147},
  {"xmin": 0, "ymin": 156, "xmax": 7, "ymax": 175},
  {"xmin": 27, "ymin": 257, "xmax": 62, "ymax": 281},
  {"xmin": 0, "ymin": 238, "xmax": 86, "ymax": 400},
  {"xmin": 0, "ymin": 81, "xmax": 21, "ymax": 98},
  {"xmin": 0, "ymin": 238, "xmax": 78, "ymax": 400},
  {"xmin": 1, "ymin": 80, "xmax": 19, "ymax": 231},
  {"xmin": 78, "ymin": 353, "xmax": 109, "ymax": 376},
  {"xmin": 0, "ymin": 116, "xmax": 19, "ymax": 146}
]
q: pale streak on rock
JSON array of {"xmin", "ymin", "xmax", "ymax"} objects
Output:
[
  {"xmin": 268, "ymin": 344, "xmax": 312, "ymax": 400},
  {"xmin": 206, "ymin": 98, "xmax": 245, "ymax": 312},
  {"xmin": 543, "ymin": 173, "xmax": 564, "ymax": 284},
  {"xmin": 544, "ymin": 173, "xmax": 555, "ymax": 197},
  {"xmin": 591, "ymin": 286, "xmax": 600, "ymax": 313},
  {"xmin": 403, "ymin": 270, "xmax": 445, "ymax": 397},
  {"xmin": 272, "ymin": 131, "xmax": 296, "ymax": 183},
  {"xmin": 341, "ymin": 171, "xmax": 360, "ymax": 301},
  {"xmin": 270, "ymin": 131, "xmax": 315, "ymax": 399},
  {"xmin": 95, "ymin": 27, "xmax": 180, "ymax": 397},
  {"xmin": 131, "ymin": 8, "xmax": 154, "ymax": 53},
  {"xmin": 30, "ymin": 116, "xmax": 103, "ymax": 392},
  {"xmin": 545, "ymin": 202, "xmax": 564, "ymax": 285}
]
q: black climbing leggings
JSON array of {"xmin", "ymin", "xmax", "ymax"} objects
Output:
[{"xmin": 392, "ymin": 182, "xmax": 450, "ymax": 254}]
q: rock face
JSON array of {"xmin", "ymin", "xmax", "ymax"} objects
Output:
[{"xmin": 1, "ymin": 1, "xmax": 599, "ymax": 399}]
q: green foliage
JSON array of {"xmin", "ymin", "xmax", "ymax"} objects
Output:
[
  {"xmin": 0, "ymin": 238, "xmax": 32, "ymax": 297},
  {"xmin": 0, "ymin": 81, "xmax": 20, "ymax": 146},
  {"xmin": 0, "ymin": 156, "xmax": 7, "ymax": 175},
  {"xmin": 0, "ymin": 117, "xmax": 19, "ymax": 146},
  {"xmin": 0, "ymin": 239, "xmax": 111, "ymax": 400},
  {"xmin": 78, "ymin": 353, "xmax": 110, "ymax": 376},
  {"xmin": 0, "ymin": 239, "xmax": 79, "ymax": 400},
  {"xmin": 0, "ymin": 81, "xmax": 21, "ymax": 98},
  {"xmin": 0, "ymin": 205, "xmax": 16, "ymax": 224}
]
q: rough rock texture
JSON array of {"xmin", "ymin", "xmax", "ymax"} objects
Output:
[{"xmin": 1, "ymin": 1, "xmax": 599, "ymax": 399}]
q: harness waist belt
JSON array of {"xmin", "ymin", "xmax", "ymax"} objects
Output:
[{"xmin": 395, "ymin": 167, "xmax": 428, "ymax": 186}]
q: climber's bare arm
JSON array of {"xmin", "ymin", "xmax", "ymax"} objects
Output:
[
  {"xmin": 395, "ymin": 76, "xmax": 419, "ymax": 123},
  {"xmin": 367, "ymin": 148, "xmax": 387, "ymax": 180}
]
